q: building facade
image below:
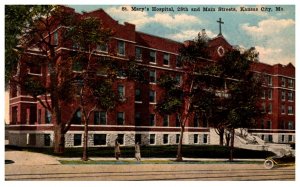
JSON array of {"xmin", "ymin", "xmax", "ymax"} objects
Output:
[{"xmin": 8, "ymin": 7, "xmax": 295, "ymax": 148}]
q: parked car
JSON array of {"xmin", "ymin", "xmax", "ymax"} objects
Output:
[{"xmin": 264, "ymin": 152, "xmax": 295, "ymax": 169}]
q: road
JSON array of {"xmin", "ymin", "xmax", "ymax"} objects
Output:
[{"xmin": 5, "ymin": 162, "xmax": 295, "ymax": 181}]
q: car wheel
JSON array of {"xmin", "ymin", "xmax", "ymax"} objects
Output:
[{"xmin": 264, "ymin": 159, "xmax": 274, "ymax": 169}]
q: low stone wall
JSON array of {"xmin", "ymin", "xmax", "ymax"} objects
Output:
[{"xmin": 8, "ymin": 130, "xmax": 211, "ymax": 148}]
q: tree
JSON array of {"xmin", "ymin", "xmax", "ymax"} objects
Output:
[
  {"xmin": 65, "ymin": 16, "xmax": 116, "ymax": 161},
  {"xmin": 213, "ymin": 47, "xmax": 263, "ymax": 161},
  {"xmin": 5, "ymin": 5, "xmax": 117, "ymax": 154},
  {"xmin": 5, "ymin": 5, "xmax": 41, "ymax": 86},
  {"xmin": 156, "ymin": 32, "xmax": 211, "ymax": 161}
]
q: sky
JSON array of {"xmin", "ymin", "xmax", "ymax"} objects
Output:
[{"xmin": 68, "ymin": 4, "xmax": 295, "ymax": 66}]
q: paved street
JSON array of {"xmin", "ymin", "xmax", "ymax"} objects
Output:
[{"xmin": 5, "ymin": 151, "xmax": 295, "ymax": 181}]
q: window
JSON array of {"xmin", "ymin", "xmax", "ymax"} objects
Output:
[
  {"xmin": 94, "ymin": 111, "xmax": 106, "ymax": 125},
  {"xmin": 175, "ymin": 74, "xmax": 182, "ymax": 86},
  {"xmin": 150, "ymin": 134, "xmax": 155, "ymax": 144},
  {"xmin": 288, "ymin": 135, "xmax": 293, "ymax": 142},
  {"xmin": 163, "ymin": 115, "xmax": 169, "ymax": 126},
  {"xmin": 202, "ymin": 113, "xmax": 208, "ymax": 127},
  {"xmin": 11, "ymin": 85, "xmax": 17, "ymax": 98},
  {"xmin": 149, "ymin": 70, "xmax": 156, "ymax": 83},
  {"xmin": 288, "ymin": 92, "xmax": 293, "ymax": 101},
  {"xmin": 118, "ymin": 85, "xmax": 125, "ymax": 99},
  {"xmin": 74, "ymin": 134, "xmax": 82, "ymax": 146},
  {"xmin": 176, "ymin": 134, "xmax": 180, "ymax": 144},
  {"xmin": 12, "ymin": 106, "xmax": 18, "ymax": 124},
  {"xmin": 288, "ymin": 106, "xmax": 293, "ymax": 115},
  {"xmin": 150, "ymin": 51, "xmax": 156, "ymax": 63},
  {"xmin": 27, "ymin": 134, "xmax": 36, "ymax": 145},
  {"xmin": 163, "ymin": 134, "xmax": 169, "ymax": 144},
  {"xmin": 280, "ymin": 120, "xmax": 285, "ymax": 129},
  {"xmin": 135, "ymin": 89, "xmax": 141, "ymax": 102},
  {"xmin": 117, "ymin": 112, "xmax": 125, "ymax": 125},
  {"xmin": 281, "ymin": 135, "xmax": 285, "ymax": 143},
  {"xmin": 268, "ymin": 135, "xmax": 273, "ymax": 142},
  {"xmin": 44, "ymin": 134, "xmax": 51, "ymax": 146},
  {"xmin": 135, "ymin": 47, "xmax": 142, "ymax": 61},
  {"xmin": 260, "ymin": 120, "xmax": 264, "ymax": 129},
  {"xmin": 97, "ymin": 43, "xmax": 108, "ymax": 52},
  {"xmin": 266, "ymin": 121, "xmax": 272, "ymax": 129},
  {"xmin": 281, "ymin": 77, "xmax": 286, "ymax": 87},
  {"xmin": 117, "ymin": 134, "xmax": 124, "ymax": 145},
  {"xmin": 176, "ymin": 56, "xmax": 182, "ymax": 68},
  {"xmin": 193, "ymin": 134, "xmax": 198, "ymax": 144},
  {"xmin": 72, "ymin": 61, "xmax": 83, "ymax": 72},
  {"xmin": 203, "ymin": 134, "xmax": 208, "ymax": 144},
  {"xmin": 266, "ymin": 75, "xmax": 272, "ymax": 85},
  {"xmin": 38, "ymin": 109, "xmax": 42, "ymax": 124},
  {"xmin": 99, "ymin": 111, "xmax": 107, "ymax": 125},
  {"xmin": 268, "ymin": 89, "xmax": 272, "ymax": 100},
  {"xmin": 149, "ymin": 90, "xmax": 156, "ymax": 103},
  {"xmin": 261, "ymin": 90, "xmax": 265, "ymax": 99},
  {"xmin": 29, "ymin": 65, "xmax": 41, "ymax": 75},
  {"xmin": 268, "ymin": 103, "xmax": 272, "ymax": 114},
  {"xmin": 73, "ymin": 110, "xmax": 82, "ymax": 124},
  {"xmin": 261, "ymin": 135, "xmax": 265, "ymax": 141},
  {"xmin": 262, "ymin": 103, "xmax": 266, "ymax": 113},
  {"xmin": 149, "ymin": 114, "xmax": 155, "ymax": 126},
  {"xmin": 117, "ymin": 41, "xmax": 125, "ymax": 56},
  {"xmin": 288, "ymin": 79, "xmax": 294, "ymax": 88},
  {"xmin": 135, "ymin": 112, "xmax": 141, "ymax": 126},
  {"xmin": 176, "ymin": 115, "xmax": 180, "ymax": 127},
  {"xmin": 281, "ymin": 90, "xmax": 285, "ymax": 100},
  {"xmin": 194, "ymin": 114, "xmax": 199, "ymax": 127},
  {"xmin": 117, "ymin": 69, "xmax": 126, "ymax": 78},
  {"xmin": 163, "ymin": 53, "xmax": 170, "ymax": 66},
  {"xmin": 73, "ymin": 43, "xmax": 80, "ymax": 49},
  {"xmin": 53, "ymin": 31, "xmax": 58, "ymax": 45},
  {"xmin": 94, "ymin": 134, "xmax": 106, "ymax": 145},
  {"xmin": 45, "ymin": 110, "xmax": 51, "ymax": 124},
  {"xmin": 288, "ymin": 121, "xmax": 294, "ymax": 130},
  {"xmin": 281, "ymin": 105, "xmax": 285, "ymax": 114},
  {"xmin": 135, "ymin": 134, "xmax": 142, "ymax": 144}
]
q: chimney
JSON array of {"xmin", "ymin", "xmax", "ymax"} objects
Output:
[{"xmin": 201, "ymin": 29, "xmax": 206, "ymax": 36}]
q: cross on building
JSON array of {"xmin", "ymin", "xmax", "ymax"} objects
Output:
[{"xmin": 217, "ymin": 18, "xmax": 224, "ymax": 35}]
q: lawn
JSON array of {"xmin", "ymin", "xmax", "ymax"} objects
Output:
[
  {"xmin": 59, "ymin": 159, "xmax": 264, "ymax": 165},
  {"xmin": 6, "ymin": 144, "xmax": 275, "ymax": 159}
]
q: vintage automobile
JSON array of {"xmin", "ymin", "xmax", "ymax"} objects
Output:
[{"xmin": 264, "ymin": 153, "xmax": 295, "ymax": 169}]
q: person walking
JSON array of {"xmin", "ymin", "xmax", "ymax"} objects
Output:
[
  {"xmin": 135, "ymin": 142, "xmax": 141, "ymax": 161},
  {"xmin": 115, "ymin": 139, "xmax": 121, "ymax": 160}
]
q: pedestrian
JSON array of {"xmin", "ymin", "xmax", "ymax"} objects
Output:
[
  {"xmin": 135, "ymin": 142, "xmax": 141, "ymax": 161},
  {"xmin": 115, "ymin": 139, "xmax": 121, "ymax": 160}
]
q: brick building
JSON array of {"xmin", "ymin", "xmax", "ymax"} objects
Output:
[{"xmin": 8, "ymin": 7, "xmax": 295, "ymax": 148}]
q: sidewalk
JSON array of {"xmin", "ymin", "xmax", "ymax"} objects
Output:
[{"xmin": 5, "ymin": 150, "xmax": 60, "ymax": 165}]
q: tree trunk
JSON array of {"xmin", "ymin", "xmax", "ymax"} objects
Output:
[
  {"xmin": 229, "ymin": 128, "xmax": 235, "ymax": 161},
  {"xmin": 53, "ymin": 124, "xmax": 65, "ymax": 154},
  {"xmin": 176, "ymin": 125, "xmax": 184, "ymax": 161},
  {"xmin": 82, "ymin": 121, "xmax": 89, "ymax": 161},
  {"xmin": 219, "ymin": 128, "xmax": 224, "ymax": 146},
  {"xmin": 225, "ymin": 132, "xmax": 230, "ymax": 146}
]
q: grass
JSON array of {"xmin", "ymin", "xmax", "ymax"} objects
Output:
[
  {"xmin": 6, "ymin": 144, "xmax": 275, "ymax": 159},
  {"xmin": 59, "ymin": 159, "xmax": 264, "ymax": 165}
]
